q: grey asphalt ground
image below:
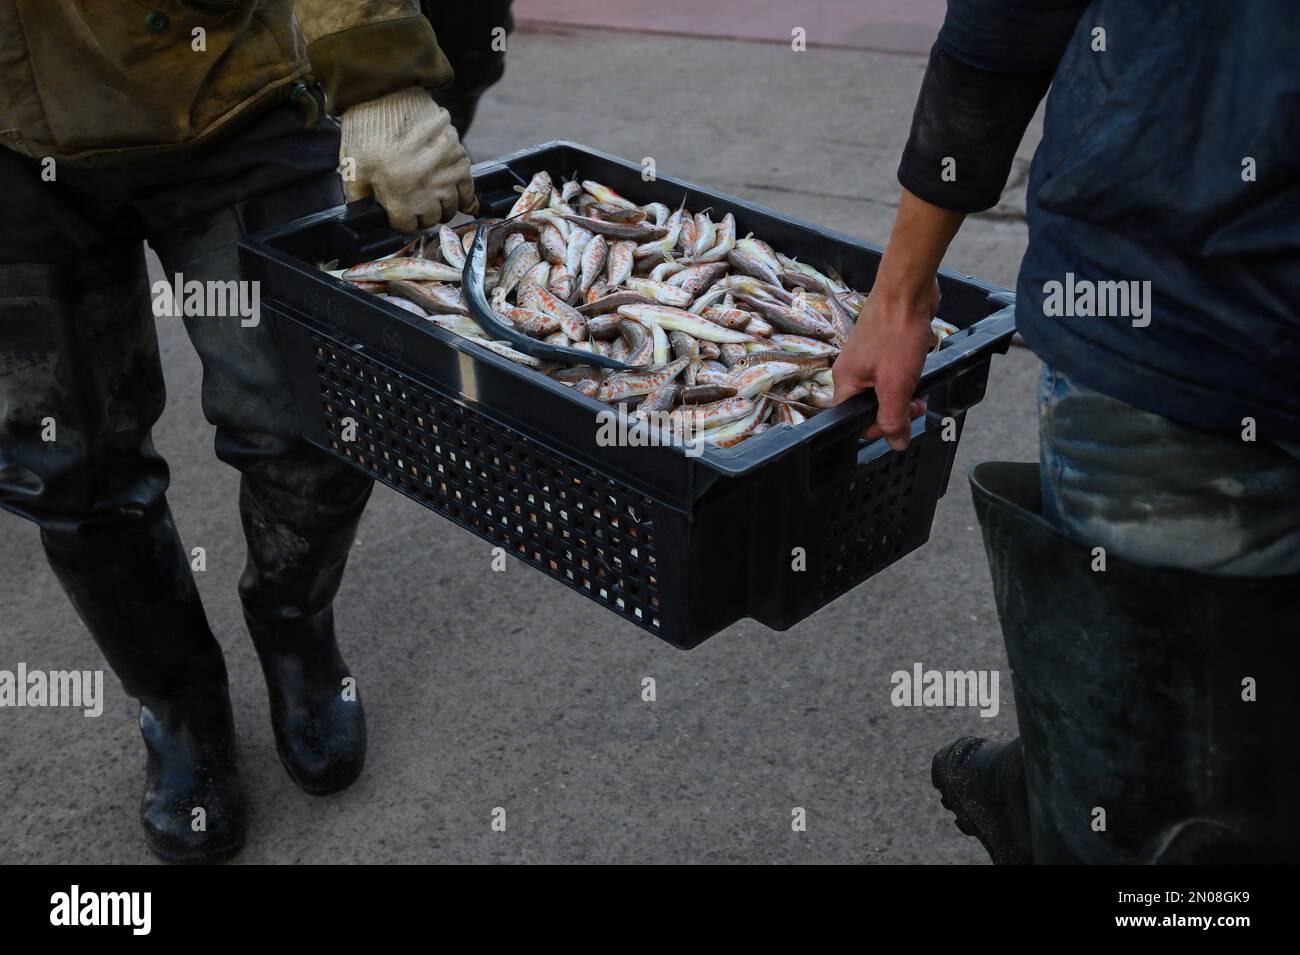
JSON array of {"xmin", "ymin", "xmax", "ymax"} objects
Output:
[{"xmin": 0, "ymin": 27, "xmax": 1043, "ymax": 864}]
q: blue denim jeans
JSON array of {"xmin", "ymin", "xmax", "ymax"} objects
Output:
[{"xmin": 1037, "ymin": 365, "xmax": 1300, "ymax": 576}]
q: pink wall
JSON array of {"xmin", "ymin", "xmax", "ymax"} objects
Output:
[{"xmin": 513, "ymin": 0, "xmax": 947, "ymax": 55}]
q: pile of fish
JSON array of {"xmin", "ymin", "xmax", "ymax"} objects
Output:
[{"xmin": 327, "ymin": 172, "xmax": 957, "ymax": 449}]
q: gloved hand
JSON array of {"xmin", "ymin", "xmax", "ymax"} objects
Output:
[{"xmin": 339, "ymin": 86, "xmax": 478, "ymax": 233}]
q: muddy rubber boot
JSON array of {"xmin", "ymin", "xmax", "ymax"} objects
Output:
[
  {"xmin": 139, "ymin": 683, "xmax": 244, "ymax": 863},
  {"xmin": 932, "ymin": 737, "xmax": 1032, "ymax": 864},
  {"xmin": 969, "ymin": 461, "xmax": 1300, "ymax": 863},
  {"xmin": 238, "ymin": 471, "xmax": 372, "ymax": 795},
  {"xmin": 41, "ymin": 502, "xmax": 245, "ymax": 864},
  {"xmin": 245, "ymin": 604, "xmax": 364, "ymax": 796}
]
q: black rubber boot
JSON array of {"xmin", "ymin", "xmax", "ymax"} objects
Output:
[
  {"xmin": 238, "ymin": 471, "xmax": 372, "ymax": 795},
  {"xmin": 968, "ymin": 461, "xmax": 1300, "ymax": 864},
  {"xmin": 932, "ymin": 737, "xmax": 1032, "ymax": 864},
  {"xmin": 41, "ymin": 502, "xmax": 245, "ymax": 864},
  {"xmin": 139, "ymin": 683, "xmax": 244, "ymax": 863}
]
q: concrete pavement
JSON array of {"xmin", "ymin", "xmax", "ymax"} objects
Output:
[{"xmin": 0, "ymin": 26, "xmax": 1042, "ymax": 864}]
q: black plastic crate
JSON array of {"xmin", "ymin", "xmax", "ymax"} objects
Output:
[{"xmin": 239, "ymin": 140, "xmax": 1015, "ymax": 649}]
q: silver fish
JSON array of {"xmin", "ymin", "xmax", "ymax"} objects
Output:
[
  {"xmin": 524, "ymin": 280, "xmax": 589, "ymax": 341},
  {"xmin": 343, "ymin": 258, "xmax": 462, "ymax": 283},
  {"xmin": 727, "ymin": 247, "xmax": 782, "ymax": 287},
  {"xmin": 480, "ymin": 339, "xmax": 552, "ymax": 369},
  {"xmin": 377, "ymin": 293, "xmax": 429, "ymax": 317},
  {"xmin": 498, "ymin": 305, "xmax": 560, "ymax": 337},
  {"xmin": 582, "ymin": 180, "xmax": 639, "ymax": 210},
  {"xmin": 669, "ymin": 396, "xmax": 753, "ymax": 433},
  {"xmin": 719, "ymin": 343, "xmax": 747, "ymax": 368},
  {"xmin": 694, "ymin": 359, "xmax": 732, "ymax": 385},
  {"xmin": 624, "ymin": 278, "xmax": 692, "ymax": 307},
  {"xmin": 727, "ymin": 360, "xmax": 801, "ymax": 398},
  {"xmin": 538, "ymin": 223, "xmax": 567, "ymax": 266},
  {"xmin": 767, "ymin": 334, "xmax": 839, "ymax": 356},
  {"xmin": 618, "ymin": 304, "xmax": 761, "ymax": 344},
  {"xmin": 439, "ymin": 226, "xmax": 467, "ymax": 270},
  {"xmin": 579, "ymin": 235, "xmax": 609, "ymax": 296},
  {"xmin": 641, "ymin": 201, "xmax": 670, "ymax": 226},
  {"xmin": 563, "ymin": 225, "xmax": 593, "ymax": 278},
  {"xmin": 778, "ymin": 253, "xmax": 848, "ymax": 294},
  {"xmin": 700, "ymin": 305, "xmax": 753, "ymax": 330},
  {"xmin": 694, "ymin": 213, "xmax": 735, "ymax": 263},
  {"xmin": 704, "ymin": 397, "xmax": 769, "ymax": 447},
  {"xmin": 649, "ymin": 259, "xmax": 685, "ymax": 283},
  {"xmin": 735, "ymin": 236, "xmax": 781, "ymax": 273},
  {"xmin": 734, "ymin": 294, "xmax": 836, "ymax": 339},
  {"xmin": 680, "ymin": 384, "xmax": 737, "ymax": 404},
  {"xmin": 635, "ymin": 383, "xmax": 682, "ymax": 417},
  {"xmin": 596, "ymin": 356, "xmax": 690, "ymax": 401},
  {"xmin": 386, "ymin": 280, "xmax": 469, "ymax": 316},
  {"xmin": 495, "ymin": 242, "xmax": 542, "ymax": 298},
  {"xmin": 578, "ymin": 289, "xmax": 654, "ymax": 315},
  {"xmin": 669, "ymin": 330, "xmax": 698, "ymax": 360},
  {"xmin": 670, "ymin": 261, "xmax": 728, "ymax": 297},
  {"xmin": 587, "ymin": 313, "xmax": 624, "ymax": 339},
  {"xmin": 619, "ymin": 320, "xmax": 654, "ymax": 366},
  {"xmin": 561, "ymin": 214, "xmax": 668, "ymax": 241},
  {"xmin": 606, "ymin": 240, "xmax": 636, "ymax": 287},
  {"xmin": 508, "ymin": 170, "xmax": 554, "ymax": 218}
]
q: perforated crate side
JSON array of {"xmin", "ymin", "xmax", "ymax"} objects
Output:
[
  {"xmin": 819, "ymin": 436, "xmax": 949, "ymax": 599},
  {"xmin": 745, "ymin": 420, "xmax": 956, "ymax": 631},
  {"xmin": 303, "ymin": 326, "xmax": 678, "ymax": 639}
]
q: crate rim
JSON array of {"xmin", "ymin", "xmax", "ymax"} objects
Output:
[{"xmin": 240, "ymin": 140, "xmax": 1015, "ymax": 480}]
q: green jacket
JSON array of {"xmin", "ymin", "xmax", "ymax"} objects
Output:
[{"xmin": 0, "ymin": 1, "xmax": 453, "ymax": 162}]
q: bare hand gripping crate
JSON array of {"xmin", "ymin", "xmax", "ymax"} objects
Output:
[{"xmin": 239, "ymin": 141, "xmax": 1016, "ymax": 649}]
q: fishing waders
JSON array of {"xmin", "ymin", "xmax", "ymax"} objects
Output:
[
  {"xmin": 934, "ymin": 462, "xmax": 1300, "ymax": 863},
  {"xmin": 0, "ymin": 98, "xmax": 372, "ymax": 862}
]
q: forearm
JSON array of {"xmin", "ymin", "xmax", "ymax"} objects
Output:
[
  {"xmin": 836, "ymin": 1, "xmax": 1090, "ymax": 436},
  {"xmin": 876, "ymin": 189, "xmax": 966, "ymax": 306},
  {"xmin": 295, "ymin": 0, "xmax": 453, "ymax": 114}
]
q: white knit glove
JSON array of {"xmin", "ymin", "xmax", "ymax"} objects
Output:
[{"xmin": 340, "ymin": 86, "xmax": 478, "ymax": 233}]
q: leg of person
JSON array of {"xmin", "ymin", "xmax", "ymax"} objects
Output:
[
  {"xmin": 1038, "ymin": 365, "xmax": 1300, "ymax": 574},
  {"xmin": 0, "ymin": 156, "xmax": 244, "ymax": 863},
  {"xmin": 936, "ymin": 364, "xmax": 1300, "ymax": 863},
  {"xmin": 420, "ymin": 0, "xmax": 513, "ymax": 137},
  {"xmin": 147, "ymin": 128, "xmax": 374, "ymax": 796}
]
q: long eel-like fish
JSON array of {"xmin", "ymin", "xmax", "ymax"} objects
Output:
[{"xmin": 461, "ymin": 223, "xmax": 638, "ymax": 371}]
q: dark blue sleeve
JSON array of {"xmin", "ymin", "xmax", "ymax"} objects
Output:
[
  {"xmin": 938, "ymin": 0, "xmax": 1092, "ymax": 73},
  {"xmin": 898, "ymin": 0, "xmax": 1090, "ymax": 212}
]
